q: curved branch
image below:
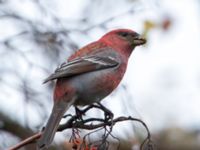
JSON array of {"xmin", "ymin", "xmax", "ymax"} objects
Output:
[
  {"xmin": 0, "ymin": 111, "xmax": 34, "ymax": 139},
  {"xmin": 8, "ymin": 115, "xmax": 151, "ymax": 150}
]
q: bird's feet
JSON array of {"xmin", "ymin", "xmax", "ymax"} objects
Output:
[
  {"xmin": 97, "ymin": 102, "xmax": 114, "ymax": 121},
  {"xmin": 96, "ymin": 102, "xmax": 114, "ymax": 131},
  {"xmin": 75, "ymin": 106, "xmax": 85, "ymax": 121}
]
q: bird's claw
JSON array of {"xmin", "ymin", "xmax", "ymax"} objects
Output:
[{"xmin": 75, "ymin": 106, "xmax": 85, "ymax": 121}]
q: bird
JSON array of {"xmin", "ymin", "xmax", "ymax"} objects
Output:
[{"xmin": 37, "ymin": 29, "xmax": 146, "ymax": 149}]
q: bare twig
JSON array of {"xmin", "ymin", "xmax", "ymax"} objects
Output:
[
  {"xmin": 8, "ymin": 133, "xmax": 42, "ymax": 150},
  {"xmin": 8, "ymin": 105, "xmax": 152, "ymax": 150}
]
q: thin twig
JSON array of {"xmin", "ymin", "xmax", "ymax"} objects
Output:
[
  {"xmin": 8, "ymin": 105, "xmax": 152, "ymax": 150},
  {"xmin": 9, "ymin": 133, "xmax": 42, "ymax": 150}
]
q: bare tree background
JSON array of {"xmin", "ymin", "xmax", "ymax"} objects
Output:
[
  {"xmin": 1, "ymin": 0, "xmax": 200, "ymax": 150},
  {"xmin": 0, "ymin": 0, "xmax": 151, "ymax": 149}
]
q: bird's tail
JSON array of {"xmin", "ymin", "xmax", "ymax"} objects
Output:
[{"xmin": 37, "ymin": 100, "xmax": 73, "ymax": 150}]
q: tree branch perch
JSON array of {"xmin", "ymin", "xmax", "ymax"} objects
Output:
[{"xmin": 8, "ymin": 105, "xmax": 153, "ymax": 150}]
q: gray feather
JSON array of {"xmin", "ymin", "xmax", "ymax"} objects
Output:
[
  {"xmin": 43, "ymin": 56, "xmax": 119, "ymax": 84},
  {"xmin": 37, "ymin": 98, "xmax": 75, "ymax": 150}
]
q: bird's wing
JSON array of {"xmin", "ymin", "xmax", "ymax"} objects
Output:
[{"xmin": 43, "ymin": 55, "xmax": 119, "ymax": 83}]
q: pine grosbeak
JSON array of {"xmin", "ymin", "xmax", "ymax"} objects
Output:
[{"xmin": 37, "ymin": 29, "xmax": 146, "ymax": 149}]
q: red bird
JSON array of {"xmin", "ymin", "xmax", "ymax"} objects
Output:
[{"xmin": 37, "ymin": 29, "xmax": 146, "ymax": 149}]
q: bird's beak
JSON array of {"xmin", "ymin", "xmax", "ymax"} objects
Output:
[{"xmin": 133, "ymin": 35, "xmax": 146, "ymax": 46}]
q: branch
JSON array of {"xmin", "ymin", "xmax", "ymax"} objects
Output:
[
  {"xmin": 0, "ymin": 111, "xmax": 37, "ymax": 150},
  {"xmin": 9, "ymin": 116, "xmax": 151, "ymax": 150},
  {"xmin": 0, "ymin": 111, "xmax": 34, "ymax": 139},
  {"xmin": 8, "ymin": 105, "xmax": 153, "ymax": 150},
  {"xmin": 8, "ymin": 133, "xmax": 41, "ymax": 150}
]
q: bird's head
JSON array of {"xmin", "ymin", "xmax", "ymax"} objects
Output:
[{"xmin": 100, "ymin": 29, "xmax": 146, "ymax": 56}]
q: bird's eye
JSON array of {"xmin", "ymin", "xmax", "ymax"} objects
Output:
[{"xmin": 119, "ymin": 32, "xmax": 129, "ymax": 37}]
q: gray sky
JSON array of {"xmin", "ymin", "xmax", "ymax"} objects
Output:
[{"xmin": 1, "ymin": 0, "xmax": 200, "ymax": 133}]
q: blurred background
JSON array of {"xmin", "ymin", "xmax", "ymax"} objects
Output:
[{"xmin": 0, "ymin": 0, "xmax": 200, "ymax": 149}]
